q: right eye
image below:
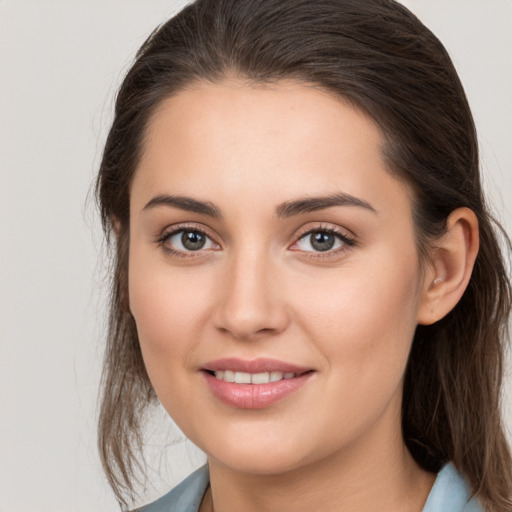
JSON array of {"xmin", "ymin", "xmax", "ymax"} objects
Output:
[{"xmin": 158, "ymin": 228, "xmax": 219, "ymax": 255}]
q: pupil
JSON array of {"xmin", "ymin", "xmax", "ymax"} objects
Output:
[
  {"xmin": 182, "ymin": 231, "xmax": 206, "ymax": 250},
  {"xmin": 311, "ymin": 232, "xmax": 335, "ymax": 251}
]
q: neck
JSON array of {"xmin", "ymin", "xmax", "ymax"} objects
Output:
[{"xmin": 201, "ymin": 414, "xmax": 435, "ymax": 512}]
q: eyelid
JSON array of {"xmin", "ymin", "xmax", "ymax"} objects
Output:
[
  {"xmin": 155, "ymin": 223, "xmax": 221, "ymax": 255},
  {"xmin": 294, "ymin": 222, "xmax": 354, "ymax": 240},
  {"xmin": 293, "ymin": 223, "xmax": 355, "ymax": 244},
  {"xmin": 154, "ymin": 221, "xmax": 356, "ymax": 259},
  {"xmin": 289, "ymin": 223, "xmax": 356, "ymax": 256}
]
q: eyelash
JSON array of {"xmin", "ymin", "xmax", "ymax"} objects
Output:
[
  {"xmin": 292, "ymin": 225, "xmax": 356, "ymax": 260},
  {"xmin": 155, "ymin": 223, "xmax": 220, "ymax": 258},
  {"xmin": 155, "ymin": 223, "xmax": 356, "ymax": 260}
]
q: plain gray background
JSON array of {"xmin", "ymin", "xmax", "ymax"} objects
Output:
[{"xmin": 0, "ymin": 1, "xmax": 511, "ymax": 510}]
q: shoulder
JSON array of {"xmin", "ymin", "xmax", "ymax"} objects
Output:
[
  {"xmin": 136, "ymin": 466, "xmax": 210, "ymax": 512},
  {"xmin": 422, "ymin": 463, "xmax": 484, "ymax": 512}
]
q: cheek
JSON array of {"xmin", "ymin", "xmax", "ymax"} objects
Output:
[
  {"xmin": 127, "ymin": 249, "xmax": 214, "ymax": 388},
  {"xmin": 295, "ymin": 246, "xmax": 422, "ymax": 389}
]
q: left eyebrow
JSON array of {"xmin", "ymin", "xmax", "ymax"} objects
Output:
[{"xmin": 275, "ymin": 192, "xmax": 377, "ymax": 218}]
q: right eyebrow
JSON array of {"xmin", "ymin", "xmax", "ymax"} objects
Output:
[{"xmin": 142, "ymin": 194, "xmax": 223, "ymax": 218}]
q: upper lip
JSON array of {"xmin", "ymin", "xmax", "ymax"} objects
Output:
[{"xmin": 202, "ymin": 357, "xmax": 312, "ymax": 374}]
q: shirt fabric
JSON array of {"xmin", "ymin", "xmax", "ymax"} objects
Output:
[{"xmin": 137, "ymin": 462, "xmax": 483, "ymax": 512}]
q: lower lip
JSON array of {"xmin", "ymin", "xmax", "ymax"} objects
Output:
[{"xmin": 202, "ymin": 371, "xmax": 313, "ymax": 409}]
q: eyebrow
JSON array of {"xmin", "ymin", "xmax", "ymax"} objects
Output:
[
  {"xmin": 142, "ymin": 191, "xmax": 376, "ymax": 218},
  {"xmin": 275, "ymin": 192, "xmax": 377, "ymax": 218},
  {"xmin": 143, "ymin": 194, "xmax": 222, "ymax": 218}
]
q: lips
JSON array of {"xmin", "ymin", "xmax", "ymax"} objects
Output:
[{"xmin": 201, "ymin": 358, "xmax": 314, "ymax": 409}]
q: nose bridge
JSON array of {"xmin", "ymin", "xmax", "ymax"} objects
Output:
[{"xmin": 213, "ymin": 242, "xmax": 288, "ymax": 340}]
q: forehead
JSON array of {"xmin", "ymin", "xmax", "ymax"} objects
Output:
[
  {"xmin": 132, "ymin": 80, "xmax": 412, "ymax": 219},
  {"xmin": 144, "ymin": 79, "xmax": 381, "ymax": 168}
]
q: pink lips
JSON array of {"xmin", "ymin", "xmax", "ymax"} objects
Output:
[{"xmin": 201, "ymin": 358, "xmax": 313, "ymax": 409}]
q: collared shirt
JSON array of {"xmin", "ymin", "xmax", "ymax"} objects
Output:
[{"xmin": 138, "ymin": 462, "xmax": 483, "ymax": 512}]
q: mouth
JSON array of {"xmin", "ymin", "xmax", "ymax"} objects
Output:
[
  {"xmin": 201, "ymin": 358, "xmax": 314, "ymax": 409},
  {"xmin": 205, "ymin": 369, "xmax": 308, "ymax": 384}
]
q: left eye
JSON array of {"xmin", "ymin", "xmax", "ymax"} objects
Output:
[
  {"xmin": 295, "ymin": 231, "xmax": 347, "ymax": 252},
  {"xmin": 165, "ymin": 229, "xmax": 217, "ymax": 252}
]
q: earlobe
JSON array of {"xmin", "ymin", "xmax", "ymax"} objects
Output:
[
  {"xmin": 417, "ymin": 207, "xmax": 479, "ymax": 325},
  {"xmin": 111, "ymin": 216, "xmax": 122, "ymax": 239}
]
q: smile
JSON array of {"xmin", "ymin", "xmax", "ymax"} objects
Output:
[
  {"xmin": 212, "ymin": 370, "xmax": 298, "ymax": 384},
  {"xmin": 201, "ymin": 358, "xmax": 314, "ymax": 409}
]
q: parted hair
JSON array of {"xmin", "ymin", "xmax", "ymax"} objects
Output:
[{"xmin": 95, "ymin": 0, "xmax": 512, "ymax": 509}]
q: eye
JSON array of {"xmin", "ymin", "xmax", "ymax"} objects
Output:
[
  {"xmin": 293, "ymin": 228, "xmax": 355, "ymax": 253},
  {"xmin": 158, "ymin": 228, "xmax": 219, "ymax": 254}
]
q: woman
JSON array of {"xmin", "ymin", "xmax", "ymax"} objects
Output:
[{"xmin": 95, "ymin": 0, "xmax": 512, "ymax": 510}]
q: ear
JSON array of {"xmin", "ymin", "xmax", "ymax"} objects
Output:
[
  {"xmin": 111, "ymin": 216, "xmax": 122, "ymax": 239},
  {"xmin": 417, "ymin": 207, "xmax": 479, "ymax": 325}
]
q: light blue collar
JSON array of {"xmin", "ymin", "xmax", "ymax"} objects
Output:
[{"xmin": 422, "ymin": 463, "xmax": 483, "ymax": 512}]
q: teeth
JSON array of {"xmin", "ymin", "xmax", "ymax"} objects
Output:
[
  {"xmin": 270, "ymin": 371, "xmax": 283, "ymax": 382},
  {"xmin": 213, "ymin": 370, "xmax": 297, "ymax": 384},
  {"xmin": 235, "ymin": 371, "xmax": 252, "ymax": 384},
  {"xmin": 251, "ymin": 372, "xmax": 271, "ymax": 384},
  {"xmin": 223, "ymin": 370, "xmax": 235, "ymax": 382}
]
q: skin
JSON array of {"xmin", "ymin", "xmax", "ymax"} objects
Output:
[{"xmin": 127, "ymin": 80, "xmax": 476, "ymax": 511}]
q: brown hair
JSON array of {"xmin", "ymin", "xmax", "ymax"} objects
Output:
[{"xmin": 96, "ymin": 0, "xmax": 512, "ymax": 509}]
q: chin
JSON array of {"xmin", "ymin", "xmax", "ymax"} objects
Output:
[
  {"xmin": 192, "ymin": 425, "xmax": 320, "ymax": 477},
  {"xmin": 210, "ymin": 449, "xmax": 305, "ymax": 476}
]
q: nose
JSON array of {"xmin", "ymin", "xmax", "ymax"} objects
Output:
[{"xmin": 212, "ymin": 248, "xmax": 289, "ymax": 341}]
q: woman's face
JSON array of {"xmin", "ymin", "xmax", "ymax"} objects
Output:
[{"xmin": 128, "ymin": 81, "xmax": 428, "ymax": 475}]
